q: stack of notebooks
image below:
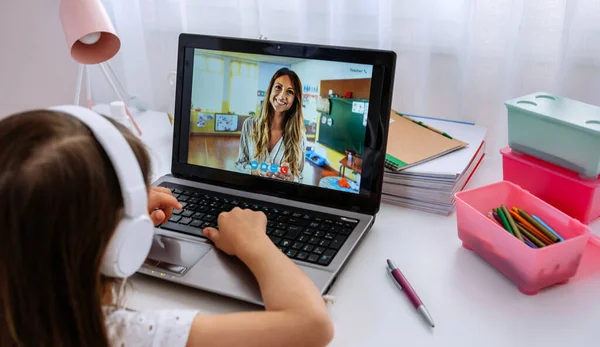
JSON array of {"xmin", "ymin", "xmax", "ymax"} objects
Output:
[{"xmin": 382, "ymin": 112, "xmax": 487, "ymax": 215}]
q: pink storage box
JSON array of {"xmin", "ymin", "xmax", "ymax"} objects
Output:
[
  {"xmin": 501, "ymin": 147, "xmax": 600, "ymax": 227},
  {"xmin": 455, "ymin": 181, "xmax": 591, "ymax": 295}
]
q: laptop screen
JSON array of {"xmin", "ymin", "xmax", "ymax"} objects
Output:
[{"xmin": 187, "ymin": 48, "xmax": 374, "ymax": 195}]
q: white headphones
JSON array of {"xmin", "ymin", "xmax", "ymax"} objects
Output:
[{"xmin": 49, "ymin": 105, "xmax": 154, "ymax": 278}]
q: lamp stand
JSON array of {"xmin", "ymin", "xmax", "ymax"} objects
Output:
[{"xmin": 74, "ymin": 64, "xmax": 142, "ymax": 136}]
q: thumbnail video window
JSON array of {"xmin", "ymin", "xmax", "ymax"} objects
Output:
[{"xmin": 187, "ymin": 49, "xmax": 373, "ymax": 194}]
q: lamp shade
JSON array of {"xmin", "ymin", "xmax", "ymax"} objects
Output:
[{"xmin": 59, "ymin": 0, "xmax": 121, "ymax": 64}]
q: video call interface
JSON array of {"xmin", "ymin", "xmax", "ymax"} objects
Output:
[{"xmin": 187, "ymin": 48, "xmax": 374, "ymax": 194}]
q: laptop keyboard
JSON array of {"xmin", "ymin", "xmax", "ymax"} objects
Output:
[{"xmin": 156, "ymin": 182, "xmax": 358, "ymax": 266}]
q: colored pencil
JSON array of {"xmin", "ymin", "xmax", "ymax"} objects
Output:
[
  {"xmin": 517, "ymin": 209, "xmax": 559, "ymax": 243},
  {"xmin": 532, "ymin": 215, "xmax": 564, "ymax": 242},
  {"xmin": 509, "ymin": 210, "xmax": 554, "ymax": 244},
  {"xmin": 517, "ymin": 224, "xmax": 547, "ymax": 248},
  {"xmin": 501, "ymin": 204, "xmax": 524, "ymax": 242},
  {"xmin": 496, "ymin": 208, "xmax": 514, "ymax": 235}
]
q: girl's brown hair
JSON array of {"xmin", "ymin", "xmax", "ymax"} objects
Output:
[
  {"xmin": 0, "ymin": 110, "xmax": 151, "ymax": 346},
  {"xmin": 251, "ymin": 67, "xmax": 306, "ymax": 178}
]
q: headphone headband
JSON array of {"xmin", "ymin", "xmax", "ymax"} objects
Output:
[
  {"xmin": 48, "ymin": 105, "xmax": 148, "ymax": 217},
  {"xmin": 48, "ymin": 105, "xmax": 153, "ymax": 278}
]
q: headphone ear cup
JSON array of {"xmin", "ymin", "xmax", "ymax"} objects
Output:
[{"xmin": 101, "ymin": 215, "xmax": 154, "ymax": 278}]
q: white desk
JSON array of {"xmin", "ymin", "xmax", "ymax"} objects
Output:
[{"xmin": 116, "ymin": 108, "xmax": 600, "ymax": 347}]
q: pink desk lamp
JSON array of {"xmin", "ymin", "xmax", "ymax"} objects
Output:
[{"xmin": 59, "ymin": 0, "xmax": 142, "ymax": 135}]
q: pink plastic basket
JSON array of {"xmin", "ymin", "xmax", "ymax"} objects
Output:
[
  {"xmin": 455, "ymin": 181, "xmax": 591, "ymax": 295},
  {"xmin": 501, "ymin": 147, "xmax": 600, "ymax": 227}
]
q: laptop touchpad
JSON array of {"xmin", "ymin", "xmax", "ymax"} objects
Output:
[{"xmin": 143, "ymin": 234, "xmax": 212, "ymax": 276}]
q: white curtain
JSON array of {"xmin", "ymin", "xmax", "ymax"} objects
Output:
[{"xmin": 96, "ymin": 0, "xmax": 600, "ymax": 155}]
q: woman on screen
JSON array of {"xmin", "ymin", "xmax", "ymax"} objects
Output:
[{"xmin": 235, "ymin": 67, "xmax": 306, "ymax": 182}]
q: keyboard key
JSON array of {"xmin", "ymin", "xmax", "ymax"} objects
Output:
[
  {"xmin": 160, "ymin": 221, "xmax": 205, "ymax": 238},
  {"xmin": 192, "ymin": 212, "xmax": 205, "ymax": 219},
  {"xmin": 285, "ymin": 226, "xmax": 303, "ymax": 239},
  {"xmin": 307, "ymin": 254, "xmax": 319, "ymax": 263},
  {"xmin": 334, "ymin": 221, "xmax": 344, "ymax": 227},
  {"xmin": 308, "ymin": 237, "xmax": 319, "ymax": 245},
  {"xmin": 179, "ymin": 217, "xmax": 192, "ymax": 225},
  {"xmin": 169, "ymin": 215, "xmax": 182, "ymax": 223},
  {"xmin": 344, "ymin": 223, "xmax": 354, "ymax": 229},
  {"xmin": 273, "ymin": 229, "xmax": 286, "ymax": 237},
  {"xmin": 267, "ymin": 213, "xmax": 277, "ymax": 220},
  {"xmin": 201, "ymin": 221, "xmax": 212, "ymax": 228},
  {"xmin": 179, "ymin": 195, "xmax": 190, "ymax": 202},
  {"xmin": 182, "ymin": 210, "xmax": 194, "ymax": 217},
  {"xmin": 282, "ymin": 210, "xmax": 291, "ymax": 216},
  {"xmin": 183, "ymin": 190, "xmax": 192, "ymax": 196},
  {"xmin": 298, "ymin": 235, "xmax": 310, "ymax": 242},
  {"xmin": 277, "ymin": 216, "xmax": 288, "ymax": 222},
  {"xmin": 330, "ymin": 234, "xmax": 347, "ymax": 250},
  {"xmin": 203, "ymin": 215, "xmax": 216, "ymax": 222},
  {"xmin": 302, "ymin": 215, "xmax": 311, "ymax": 220},
  {"xmin": 189, "ymin": 197, "xmax": 200, "ymax": 204},
  {"xmin": 325, "ymin": 219, "xmax": 333, "ymax": 224},
  {"xmin": 324, "ymin": 232, "xmax": 336, "ymax": 240},
  {"xmin": 313, "ymin": 247, "xmax": 325, "ymax": 255},
  {"xmin": 266, "ymin": 228, "xmax": 274, "ymax": 235},
  {"xmin": 180, "ymin": 202, "xmax": 188, "ymax": 208},
  {"xmin": 318, "ymin": 224, "xmax": 331, "ymax": 231},
  {"xmin": 314, "ymin": 217, "xmax": 323, "ymax": 222},
  {"xmin": 318, "ymin": 240, "xmax": 331, "ymax": 247},
  {"xmin": 191, "ymin": 192, "xmax": 200, "ymax": 197},
  {"xmin": 272, "ymin": 209, "xmax": 279, "ymax": 214},
  {"xmin": 280, "ymin": 239, "xmax": 293, "ymax": 248},
  {"xmin": 269, "ymin": 236, "xmax": 281, "ymax": 245},
  {"xmin": 173, "ymin": 189, "xmax": 182, "ymax": 194},
  {"xmin": 309, "ymin": 222, "xmax": 320, "ymax": 228},
  {"xmin": 276, "ymin": 222, "xmax": 288, "ymax": 229},
  {"xmin": 329, "ymin": 226, "xmax": 340, "ymax": 233},
  {"xmin": 340, "ymin": 228, "xmax": 352, "ymax": 235},
  {"xmin": 302, "ymin": 245, "xmax": 314, "ymax": 253},
  {"xmin": 231, "ymin": 200, "xmax": 239, "ymax": 206},
  {"xmin": 318, "ymin": 249, "xmax": 337, "ymax": 265},
  {"xmin": 303, "ymin": 229, "xmax": 316, "ymax": 236},
  {"xmin": 278, "ymin": 246, "xmax": 287, "ymax": 253},
  {"xmin": 296, "ymin": 252, "xmax": 309, "ymax": 260},
  {"xmin": 190, "ymin": 219, "xmax": 203, "ymax": 228},
  {"xmin": 172, "ymin": 209, "xmax": 183, "ymax": 215},
  {"xmin": 262, "ymin": 206, "xmax": 270, "ymax": 212},
  {"xmin": 187, "ymin": 204, "xmax": 199, "ymax": 211},
  {"xmin": 314, "ymin": 230, "xmax": 325, "ymax": 238},
  {"xmin": 286, "ymin": 249, "xmax": 298, "ymax": 258},
  {"xmin": 291, "ymin": 242, "xmax": 304, "ymax": 250},
  {"xmin": 173, "ymin": 193, "xmax": 180, "ymax": 198},
  {"xmin": 292, "ymin": 213, "xmax": 302, "ymax": 218},
  {"xmin": 209, "ymin": 208, "xmax": 220, "ymax": 215}
]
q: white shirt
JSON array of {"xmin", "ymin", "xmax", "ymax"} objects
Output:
[
  {"xmin": 103, "ymin": 307, "xmax": 198, "ymax": 347},
  {"xmin": 234, "ymin": 117, "xmax": 306, "ymax": 182}
]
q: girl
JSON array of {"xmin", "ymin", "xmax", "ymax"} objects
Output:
[
  {"xmin": 0, "ymin": 108, "xmax": 333, "ymax": 346},
  {"xmin": 235, "ymin": 68, "xmax": 307, "ymax": 182}
]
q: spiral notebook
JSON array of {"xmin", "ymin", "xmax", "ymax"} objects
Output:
[{"xmin": 384, "ymin": 112, "xmax": 467, "ymax": 171}]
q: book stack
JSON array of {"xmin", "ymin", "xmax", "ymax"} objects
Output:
[{"xmin": 382, "ymin": 115, "xmax": 487, "ymax": 215}]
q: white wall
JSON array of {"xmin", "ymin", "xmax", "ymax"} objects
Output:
[{"xmin": 0, "ymin": 0, "xmax": 78, "ymax": 118}]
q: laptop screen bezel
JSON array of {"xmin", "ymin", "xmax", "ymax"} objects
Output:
[{"xmin": 171, "ymin": 33, "xmax": 396, "ymax": 215}]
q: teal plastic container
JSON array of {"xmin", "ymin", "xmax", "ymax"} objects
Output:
[{"xmin": 505, "ymin": 92, "xmax": 600, "ymax": 179}]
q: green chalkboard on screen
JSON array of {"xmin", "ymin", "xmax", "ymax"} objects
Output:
[{"xmin": 317, "ymin": 98, "xmax": 368, "ymax": 155}]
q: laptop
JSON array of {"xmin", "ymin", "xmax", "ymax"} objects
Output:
[{"xmin": 141, "ymin": 33, "xmax": 396, "ymax": 305}]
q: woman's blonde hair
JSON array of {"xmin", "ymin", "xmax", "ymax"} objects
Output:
[{"xmin": 251, "ymin": 68, "xmax": 305, "ymax": 178}]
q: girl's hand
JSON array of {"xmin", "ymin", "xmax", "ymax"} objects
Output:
[{"xmin": 147, "ymin": 186, "xmax": 182, "ymax": 226}]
